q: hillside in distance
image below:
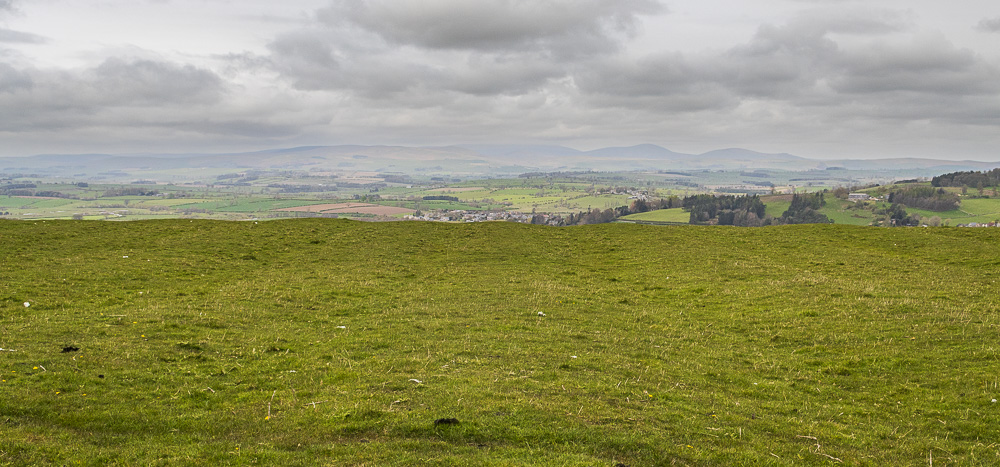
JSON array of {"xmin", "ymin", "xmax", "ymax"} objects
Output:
[{"xmin": 2, "ymin": 144, "xmax": 997, "ymax": 180}]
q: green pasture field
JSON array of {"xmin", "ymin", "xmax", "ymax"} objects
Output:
[
  {"xmin": 0, "ymin": 197, "xmax": 78, "ymax": 211},
  {"xmin": 904, "ymin": 198, "xmax": 1000, "ymax": 225},
  {"xmin": 763, "ymin": 199, "xmax": 791, "ymax": 220},
  {"xmin": 959, "ymin": 198, "xmax": 1000, "ymax": 220},
  {"xmin": 2, "ymin": 220, "xmax": 999, "ymax": 465},
  {"xmin": 620, "ymin": 208, "xmax": 690, "ymax": 224},
  {"xmin": 139, "ymin": 198, "xmax": 215, "ymax": 207},
  {"xmin": 407, "ymin": 200, "xmax": 493, "ymax": 212},
  {"xmin": 818, "ymin": 201, "xmax": 874, "ymax": 226},
  {"xmin": 202, "ymin": 200, "xmax": 325, "ymax": 213}
]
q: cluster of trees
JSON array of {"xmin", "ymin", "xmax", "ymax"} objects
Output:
[
  {"xmin": 887, "ymin": 186, "xmax": 959, "ymax": 212},
  {"xmin": 780, "ymin": 192, "xmax": 832, "ymax": 224},
  {"xmin": 878, "ymin": 203, "xmax": 923, "ymax": 227},
  {"xmin": 33, "ymin": 191, "xmax": 75, "ymax": 199},
  {"xmin": 2, "ymin": 189, "xmax": 35, "ymax": 196},
  {"xmin": 677, "ymin": 192, "xmax": 833, "ymax": 226},
  {"xmin": 0, "ymin": 184, "xmax": 78, "ymax": 199},
  {"xmin": 542, "ymin": 196, "xmax": 682, "ymax": 226},
  {"xmin": 684, "ymin": 194, "xmax": 768, "ymax": 226},
  {"xmin": 931, "ymin": 169, "xmax": 1000, "ymax": 188},
  {"xmin": 2, "ymin": 183, "xmax": 37, "ymax": 190},
  {"xmin": 1, "ymin": 183, "xmax": 37, "ymax": 196},
  {"xmin": 102, "ymin": 187, "xmax": 160, "ymax": 197},
  {"xmin": 382, "ymin": 174, "xmax": 412, "ymax": 184},
  {"xmin": 422, "ymin": 195, "xmax": 459, "ymax": 202}
]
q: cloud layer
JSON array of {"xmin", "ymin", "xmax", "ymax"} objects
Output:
[{"xmin": 1, "ymin": 0, "xmax": 999, "ymax": 159}]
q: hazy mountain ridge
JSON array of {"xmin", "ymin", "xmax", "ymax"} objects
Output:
[{"xmin": 2, "ymin": 144, "xmax": 998, "ymax": 179}]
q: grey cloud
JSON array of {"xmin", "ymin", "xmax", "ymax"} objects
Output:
[
  {"xmin": 90, "ymin": 58, "xmax": 224, "ymax": 105},
  {"xmin": 0, "ymin": 58, "xmax": 227, "ymax": 133},
  {"xmin": 785, "ymin": 7, "xmax": 910, "ymax": 35},
  {"xmin": 267, "ymin": 28, "xmax": 566, "ymax": 99},
  {"xmin": 570, "ymin": 8, "xmax": 1000, "ymax": 127},
  {"xmin": 268, "ymin": 31, "xmax": 438, "ymax": 96},
  {"xmin": 266, "ymin": 32, "xmax": 340, "ymax": 90},
  {"xmin": 321, "ymin": 0, "xmax": 662, "ymax": 57},
  {"xmin": 831, "ymin": 36, "xmax": 1000, "ymax": 96},
  {"xmin": 978, "ymin": 17, "xmax": 1000, "ymax": 33},
  {"xmin": 0, "ymin": 62, "xmax": 31, "ymax": 92},
  {"xmin": 266, "ymin": 1, "xmax": 664, "ymax": 100},
  {"xmin": 446, "ymin": 57, "xmax": 564, "ymax": 96},
  {"xmin": 720, "ymin": 22, "xmax": 839, "ymax": 99},
  {"xmin": 266, "ymin": 2, "xmax": 1000, "ymax": 126},
  {"xmin": 0, "ymin": 28, "xmax": 46, "ymax": 43}
]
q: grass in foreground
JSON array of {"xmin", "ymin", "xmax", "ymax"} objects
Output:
[{"xmin": 2, "ymin": 220, "xmax": 999, "ymax": 465}]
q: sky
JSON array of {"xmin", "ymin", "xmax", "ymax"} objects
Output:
[{"xmin": 1, "ymin": 0, "xmax": 999, "ymax": 160}]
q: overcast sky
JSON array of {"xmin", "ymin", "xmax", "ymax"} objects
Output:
[{"xmin": 1, "ymin": 0, "xmax": 999, "ymax": 160}]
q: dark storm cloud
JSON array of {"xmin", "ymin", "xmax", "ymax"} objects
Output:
[
  {"xmin": 978, "ymin": 17, "xmax": 1000, "ymax": 32},
  {"xmin": 321, "ymin": 0, "xmax": 662, "ymax": 57}
]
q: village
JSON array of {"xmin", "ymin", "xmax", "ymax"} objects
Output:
[{"xmin": 405, "ymin": 209, "xmax": 535, "ymax": 223}]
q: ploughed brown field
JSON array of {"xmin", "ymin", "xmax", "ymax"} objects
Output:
[{"xmin": 275, "ymin": 203, "xmax": 413, "ymax": 215}]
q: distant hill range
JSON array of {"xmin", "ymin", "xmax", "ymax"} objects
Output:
[{"xmin": 1, "ymin": 144, "xmax": 997, "ymax": 180}]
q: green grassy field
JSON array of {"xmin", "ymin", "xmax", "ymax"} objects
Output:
[
  {"xmin": 2, "ymin": 220, "xmax": 1000, "ymax": 465},
  {"xmin": 905, "ymin": 198, "xmax": 1000, "ymax": 225},
  {"xmin": 620, "ymin": 208, "xmax": 690, "ymax": 224}
]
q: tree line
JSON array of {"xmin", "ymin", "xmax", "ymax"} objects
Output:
[
  {"xmin": 535, "ymin": 197, "xmax": 682, "ymax": 226},
  {"xmin": 683, "ymin": 193, "xmax": 831, "ymax": 226},
  {"xmin": 887, "ymin": 186, "xmax": 959, "ymax": 212},
  {"xmin": 931, "ymin": 169, "xmax": 1000, "ymax": 189}
]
